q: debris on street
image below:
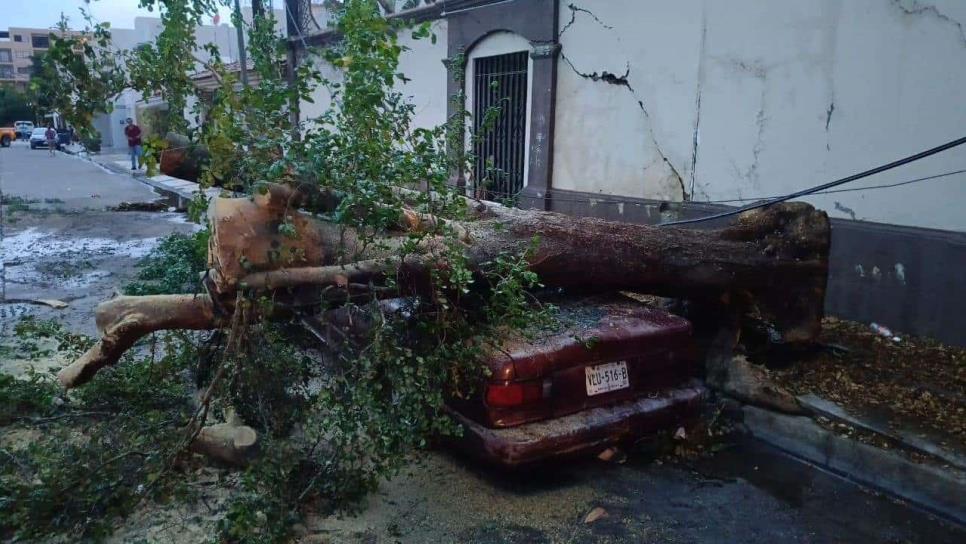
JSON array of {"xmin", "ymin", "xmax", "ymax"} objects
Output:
[{"xmin": 771, "ymin": 317, "xmax": 966, "ymax": 452}]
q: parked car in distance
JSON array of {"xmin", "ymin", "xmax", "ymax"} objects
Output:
[
  {"xmin": 447, "ymin": 296, "xmax": 706, "ymax": 466},
  {"xmin": 14, "ymin": 121, "xmax": 34, "ymax": 140},
  {"xmin": 0, "ymin": 127, "xmax": 15, "ymax": 147},
  {"xmin": 29, "ymin": 127, "xmax": 58, "ymax": 150}
]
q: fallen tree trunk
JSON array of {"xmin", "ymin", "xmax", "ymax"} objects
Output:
[
  {"xmin": 159, "ymin": 132, "xmax": 209, "ymax": 183},
  {"xmin": 59, "ymin": 184, "xmax": 830, "ymax": 389},
  {"xmin": 460, "ymin": 202, "xmax": 829, "ymax": 343},
  {"xmin": 57, "ymin": 295, "xmax": 221, "ymax": 388}
]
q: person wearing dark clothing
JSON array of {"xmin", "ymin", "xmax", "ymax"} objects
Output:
[
  {"xmin": 124, "ymin": 118, "xmax": 143, "ymax": 170},
  {"xmin": 45, "ymin": 125, "xmax": 57, "ymax": 156}
]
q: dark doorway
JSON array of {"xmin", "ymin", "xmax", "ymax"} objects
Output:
[{"xmin": 472, "ymin": 51, "xmax": 529, "ymax": 201}]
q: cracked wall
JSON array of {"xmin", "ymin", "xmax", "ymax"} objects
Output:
[
  {"xmin": 553, "ymin": 0, "xmax": 966, "ymax": 231},
  {"xmin": 553, "ymin": 1, "xmax": 702, "ymax": 202}
]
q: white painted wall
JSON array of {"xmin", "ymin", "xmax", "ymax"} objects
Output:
[
  {"xmin": 554, "ymin": 0, "xmax": 966, "ymax": 231},
  {"xmin": 298, "ymin": 19, "xmax": 450, "ymax": 132},
  {"xmin": 554, "ymin": 0, "xmax": 703, "ymax": 202}
]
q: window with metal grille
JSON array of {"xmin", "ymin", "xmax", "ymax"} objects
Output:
[{"xmin": 472, "ymin": 51, "xmax": 528, "ymax": 201}]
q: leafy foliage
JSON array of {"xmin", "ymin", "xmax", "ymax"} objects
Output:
[
  {"xmin": 124, "ymin": 229, "xmax": 210, "ymax": 295},
  {"xmin": 0, "ymin": 87, "xmax": 33, "ymax": 126},
  {"xmin": 127, "ymin": 0, "xmax": 221, "ymax": 134},
  {"xmin": 13, "ymin": 2, "xmax": 553, "ymax": 542},
  {"xmin": 31, "ymin": 14, "xmax": 127, "ymax": 138},
  {"xmin": 0, "ymin": 327, "xmax": 198, "ymax": 541},
  {"xmin": 196, "ymin": 9, "xmax": 317, "ymax": 192},
  {"xmin": 0, "ymin": 372, "xmax": 60, "ymax": 425}
]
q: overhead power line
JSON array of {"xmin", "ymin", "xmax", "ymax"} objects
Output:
[
  {"xmin": 696, "ymin": 168, "xmax": 966, "ymax": 203},
  {"xmin": 478, "ymin": 167, "xmax": 966, "ymax": 210},
  {"xmin": 658, "ymin": 135, "xmax": 966, "ymax": 226}
]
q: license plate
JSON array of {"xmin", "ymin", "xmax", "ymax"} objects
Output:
[{"xmin": 585, "ymin": 361, "xmax": 630, "ymax": 396}]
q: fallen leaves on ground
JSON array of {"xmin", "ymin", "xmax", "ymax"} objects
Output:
[{"xmin": 770, "ymin": 317, "xmax": 965, "ymax": 449}]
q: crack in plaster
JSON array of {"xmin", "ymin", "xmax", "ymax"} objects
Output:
[
  {"xmin": 835, "ymin": 201, "xmax": 857, "ymax": 221},
  {"xmin": 560, "ymin": 52, "xmax": 689, "ymax": 200},
  {"xmin": 892, "ymin": 0, "xmax": 966, "ymax": 47},
  {"xmin": 747, "ymin": 103, "xmax": 768, "ymax": 190},
  {"xmin": 717, "ymin": 57, "xmax": 770, "ymax": 190},
  {"xmin": 559, "ymin": 2, "xmax": 614, "ymax": 39},
  {"xmin": 825, "ymin": 102, "xmax": 835, "ymax": 151},
  {"xmin": 560, "ymin": 54, "xmax": 632, "ymax": 87},
  {"xmin": 690, "ymin": 10, "xmax": 708, "ymax": 200}
]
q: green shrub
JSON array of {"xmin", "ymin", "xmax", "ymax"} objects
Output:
[{"xmin": 124, "ymin": 229, "xmax": 210, "ymax": 295}]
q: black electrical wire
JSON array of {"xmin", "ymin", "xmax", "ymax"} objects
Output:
[
  {"xmin": 522, "ymin": 167, "xmax": 966, "ymax": 207},
  {"xmin": 693, "ymin": 168, "xmax": 966, "ymax": 203},
  {"xmin": 658, "ymin": 135, "xmax": 966, "ymax": 226}
]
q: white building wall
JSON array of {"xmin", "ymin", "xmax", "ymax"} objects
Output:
[
  {"xmin": 299, "ymin": 19, "xmax": 449, "ymax": 132},
  {"xmin": 553, "ymin": 0, "xmax": 966, "ymax": 231}
]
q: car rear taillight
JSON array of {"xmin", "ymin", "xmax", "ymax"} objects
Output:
[{"xmin": 485, "ymin": 379, "xmax": 551, "ymax": 407}]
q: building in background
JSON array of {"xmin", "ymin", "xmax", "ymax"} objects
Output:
[
  {"xmin": 1, "ymin": 5, "xmax": 283, "ymax": 146},
  {"xmin": 0, "ymin": 27, "xmax": 83, "ymax": 91},
  {"xmin": 93, "ymin": 16, "xmax": 244, "ymax": 148}
]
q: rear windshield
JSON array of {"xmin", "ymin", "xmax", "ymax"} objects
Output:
[{"xmin": 32, "ymin": 128, "xmax": 48, "ymax": 135}]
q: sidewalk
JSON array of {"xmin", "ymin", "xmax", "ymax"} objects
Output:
[
  {"xmin": 731, "ymin": 317, "xmax": 966, "ymax": 525},
  {"xmin": 75, "ymin": 146, "xmax": 222, "ymax": 209}
]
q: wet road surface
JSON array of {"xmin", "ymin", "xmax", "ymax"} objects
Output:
[
  {"xmin": 1, "ymin": 142, "xmax": 196, "ymax": 341},
  {"xmin": 308, "ymin": 437, "xmax": 964, "ymax": 543}
]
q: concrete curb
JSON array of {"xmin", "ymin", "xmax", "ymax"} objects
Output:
[
  {"xmin": 69, "ymin": 151, "xmax": 222, "ymax": 210},
  {"xmin": 743, "ymin": 405, "xmax": 966, "ymax": 525},
  {"xmin": 797, "ymin": 393, "xmax": 966, "ymax": 471}
]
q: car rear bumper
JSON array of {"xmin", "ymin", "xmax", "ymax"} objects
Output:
[{"xmin": 448, "ymin": 380, "xmax": 707, "ymax": 467}]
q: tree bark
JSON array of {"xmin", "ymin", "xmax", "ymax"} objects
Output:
[
  {"xmin": 57, "ymin": 295, "xmax": 221, "ymax": 389},
  {"xmin": 61, "ymin": 185, "xmax": 830, "ymax": 388},
  {"xmin": 461, "ymin": 201, "xmax": 830, "ymax": 343}
]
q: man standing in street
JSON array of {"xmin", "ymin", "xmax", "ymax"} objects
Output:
[
  {"xmin": 44, "ymin": 125, "xmax": 57, "ymax": 157},
  {"xmin": 124, "ymin": 118, "xmax": 142, "ymax": 170}
]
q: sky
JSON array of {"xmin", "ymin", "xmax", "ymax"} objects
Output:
[{"xmin": 0, "ymin": 0, "xmax": 240, "ymax": 31}]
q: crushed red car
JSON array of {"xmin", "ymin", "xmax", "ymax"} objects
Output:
[{"xmin": 446, "ymin": 296, "xmax": 707, "ymax": 466}]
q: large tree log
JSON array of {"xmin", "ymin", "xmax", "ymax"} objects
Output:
[
  {"xmin": 60, "ymin": 184, "xmax": 830, "ymax": 388},
  {"xmin": 462, "ymin": 202, "xmax": 829, "ymax": 343},
  {"xmin": 207, "ymin": 185, "xmax": 829, "ymax": 341},
  {"xmin": 57, "ymin": 295, "xmax": 221, "ymax": 388},
  {"xmin": 159, "ymin": 133, "xmax": 209, "ymax": 183}
]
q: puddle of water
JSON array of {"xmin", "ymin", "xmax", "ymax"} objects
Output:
[
  {"xmin": 688, "ymin": 437, "xmax": 813, "ymax": 508},
  {"xmin": 1, "ymin": 226, "xmax": 172, "ymax": 289},
  {"xmin": 3, "ymin": 227, "xmax": 161, "ymax": 260}
]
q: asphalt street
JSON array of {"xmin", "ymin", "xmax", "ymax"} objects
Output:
[{"xmin": 0, "ymin": 141, "xmax": 197, "ymax": 340}]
